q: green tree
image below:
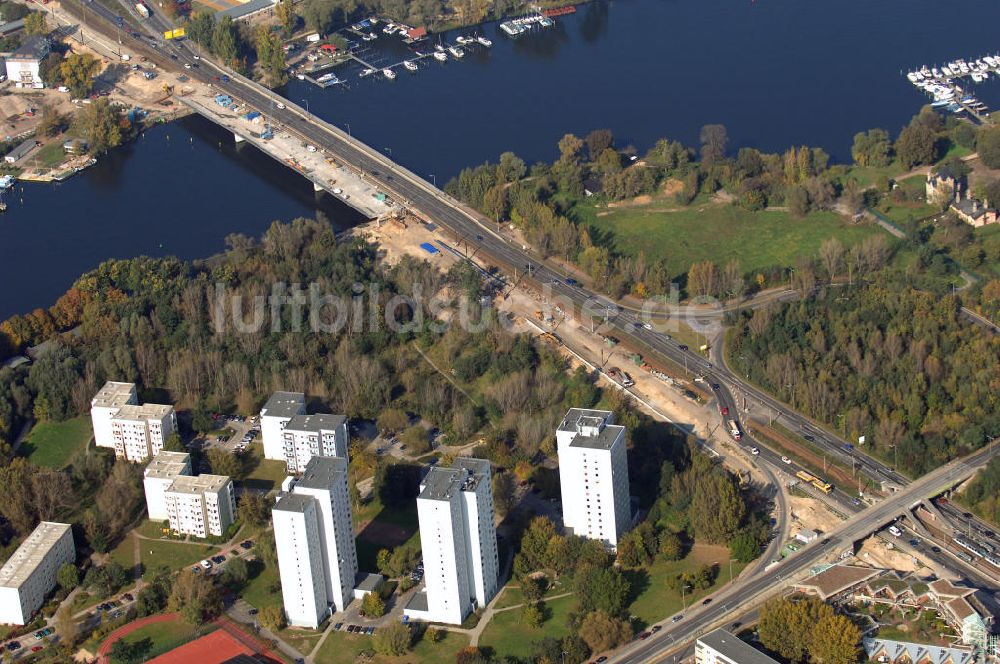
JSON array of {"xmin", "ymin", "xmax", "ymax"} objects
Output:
[
  {"xmin": 498, "ymin": 151, "xmax": 526, "ymax": 182},
  {"xmin": 574, "ymin": 565, "xmax": 630, "ymax": 618},
  {"xmin": 109, "ymin": 638, "xmax": 152, "ymax": 664},
  {"xmin": 689, "ymin": 471, "xmax": 745, "ymax": 544},
  {"xmin": 700, "ymin": 124, "xmax": 728, "ymax": 164},
  {"xmin": 377, "ymin": 407, "xmax": 408, "ymax": 434},
  {"xmin": 811, "ymin": 614, "xmax": 861, "ymax": 664},
  {"xmin": 578, "ymin": 610, "xmax": 632, "ymax": 653},
  {"xmin": 274, "ymin": 0, "xmax": 295, "ymax": 33},
  {"xmin": 729, "ymin": 532, "xmax": 759, "ymax": 563},
  {"xmin": 211, "ymin": 16, "xmax": 240, "ymax": 65},
  {"xmin": 168, "ymin": 569, "xmax": 222, "ymax": 624},
  {"xmin": 237, "ymin": 491, "xmax": 269, "ymax": 527},
  {"xmin": 400, "ymin": 424, "xmax": 431, "ymax": 455},
  {"xmin": 255, "ymin": 529, "xmax": 278, "ymax": 568},
  {"xmin": 361, "ymin": 590, "xmax": 386, "ymax": 617},
  {"xmin": 23, "ymin": 12, "xmax": 47, "ymax": 36},
  {"xmin": 851, "ymin": 128, "xmax": 892, "ymax": 167},
  {"xmin": 895, "ymin": 123, "xmax": 938, "ymax": 169},
  {"xmin": 162, "ymin": 432, "xmax": 185, "ymax": 452},
  {"xmin": 658, "ymin": 532, "xmax": 683, "ymax": 561},
  {"xmin": 206, "ymin": 447, "xmax": 241, "ymax": 479},
  {"xmin": 224, "ymin": 556, "xmax": 249, "ymax": 585},
  {"xmin": 57, "ymin": 562, "xmax": 79, "ymax": 590},
  {"xmin": 258, "ymin": 604, "xmax": 285, "ymax": 631},
  {"xmin": 521, "ymin": 601, "xmax": 543, "ymax": 628},
  {"xmin": 54, "ymin": 604, "xmax": 78, "ymax": 648},
  {"xmin": 186, "ymin": 11, "xmax": 216, "ymax": 50},
  {"xmin": 977, "ymin": 126, "xmax": 1000, "ymax": 169},
  {"xmin": 787, "ymin": 185, "xmax": 810, "ymax": 217},
  {"xmin": 59, "ymin": 53, "xmax": 101, "ymax": 98},
  {"xmin": 373, "ymin": 622, "xmax": 411, "ymax": 656},
  {"xmin": 72, "ymin": 99, "xmax": 130, "ymax": 154}
]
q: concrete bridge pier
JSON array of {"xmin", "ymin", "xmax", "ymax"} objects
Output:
[{"xmin": 234, "ymin": 133, "xmax": 245, "ymax": 144}]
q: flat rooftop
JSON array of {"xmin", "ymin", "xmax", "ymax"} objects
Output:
[
  {"xmin": 145, "ymin": 451, "xmax": 191, "ymax": 479},
  {"xmin": 166, "ymin": 474, "xmax": 230, "ymax": 495},
  {"xmin": 558, "ymin": 407, "xmax": 624, "ymax": 451},
  {"xmin": 354, "ymin": 572, "xmax": 384, "ymax": 593},
  {"xmin": 284, "ymin": 413, "xmax": 345, "ymax": 434},
  {"xmin": 273, "ymin": 493, "xmax": 314, "ymax": 514},
  {"xmin": 795, "ymin": 564, "xmax": 881, "ymax": 600},
  {"xmin": 419, "ymin": 467, "xmax": 465, "ymax": 502},
  {"xmin": 404, "ymin": 589, "xmax": 429, "ymax": 613},
  {"xmin": 0, "ymin": 522, "xmax": 72, "ymax": 589},
  {"xmin": 260, "ymin": 391, "xmax": 306, "ymax": 419},
  {"xmin": 91, "ymin": 381, "xmax": 136, "ymax": 409},
  {"xmin": 698, "ymin": 629, "xmax": 778, "ymax": 664},
  {"xmin": 113, "ymin": 403, "xmax": 173, "ymax": 421},
  {"xmin": 557, "ymin": 408, "xmax": 613, "ymax": 433},
  {"xmin": 297, "ymin": 456, "xmax": 348, "ymax": 489}
]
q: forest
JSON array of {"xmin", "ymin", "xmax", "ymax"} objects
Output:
[{"xmin": 729, "ymin": 282, "xmax": 1000, "ymax": 476}]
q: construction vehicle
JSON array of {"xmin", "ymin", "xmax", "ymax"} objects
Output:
[{"xmin": 539, "ymin": 332, "xmax": 562, "ymax": 347}]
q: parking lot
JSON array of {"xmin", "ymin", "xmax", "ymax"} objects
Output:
[{"xmin": 197, "ymin": 414, "xmax": 260, "ymax": 456}]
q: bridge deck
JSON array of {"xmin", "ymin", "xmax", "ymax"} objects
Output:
[{"xmin": 177, "ymin": 89, "xmax": 395, "ymax": 220}]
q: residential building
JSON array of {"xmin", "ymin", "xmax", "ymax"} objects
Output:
[
  {"xmin": 695, "ymin": 629, "xmax": 779, "ymax": 664},
  {"xmin": 111, "ymin": 403, "xmax": 177, "ymax": 462},
  {"xmin": 0, "ymin": 522, "xmax": 74, "ymax": 625},
  {"xmin": 143, "ymin": 451, "xmax": 192, "ymax": 521},
  {"xmin": 281, "ymin": 413, "xmax": 349, "ymax": 473},
  {"xmin": 404, "ymin": 458, "xmax": 499, "ymax": 625},
  {"xmin": 259, "ymin": 391, "xmax": 306, "ymax": 461},
  {"xmin": 163, "ymin": 474, "xmax": 235, "ymax": 538},
  {"xmin": 90, "ymin": 381, "xmax": 176, "ymax": 462},
  {"xmin": 5, "ymin": 36, "xmax": 49, "ymax": 88},
  {"xmin": 273, "ymin": 494, "xmax": 328, "ymax": 628},
  {"xmin": 273, "ymin": 457, "xmax": 358, "ymax": 628},
  {"xmin": 862, "ymin": 638, "xmax": 974, "ymax": 664},
  {"xmin": 556, "ymin": 408, "xmax": 631, "ymax": 548},
  {"xmin": 291, "ymin": 457, "xmax": 357, "ymax": 614},
  {"xmin": 90, "ymin": 381, "xmax": 138, "ymax": 449},
  {"xmin": 926, "ymin": 168, "xmax": 998, "ymax": 227}
]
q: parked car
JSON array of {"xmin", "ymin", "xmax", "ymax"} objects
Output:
[
  {"xmin": 334, "ymin": 622, "xmax": 343, "ymax": 631},
  {"xmin": 240, "ymin": 540, "xmax": 253, "ymax": 549}
]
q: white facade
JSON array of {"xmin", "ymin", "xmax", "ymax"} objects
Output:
[
  {"xmin": 0, "ymin": 522, "xmax": 74, "ymax": 625},
  {"xmin": 273, "ymin": 494, "xmax": 328, "ymax": 628},
  {"xmin": 696, "ymin": 629, "xmax": 779, "ymax": 664},
  {"xmin": 273, "ymin": 457, "xmax": 358, "ymax": 628},
  {"xmin": 557, "ymin": 408, "xmax": 631, "ymax": 549},
  {"xmin": 111, "ymin": 403, "xmax": 176, "ymax": 462},
  {"xmin": 260, "ymin": 391, "xmax": 306, "ymax": 461},
  {"xmin": 163, "ymin": 474, "xmax": 235, "ymax": 538},
  {"xmin": 143, "ymin": 451, "xmax": 192, "ymax": 521},
  {"xmin": 90, "ymin": 381, "xmax": 137, "ymax": 449},
  {"xmin": 281, "ymin": 414, "xmax": 349, "ymax": 473},
  {"xmin": 404, "ymin": 458, "xmax": 498, "ymax": 625},
  {"xmin": 5, "ymin": 37, "xmax": 49, "ymax": 89},
  {"xmin": 290, "ymin": 457, "xmax": 357, "ymax": 613}
]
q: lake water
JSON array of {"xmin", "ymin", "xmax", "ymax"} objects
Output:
[{"xmin": 3, "ymin": 0, "xmax": 1000, "ymax": 319}]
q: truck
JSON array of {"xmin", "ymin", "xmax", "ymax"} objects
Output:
[
  {"xmin": 135, "ymin": 2, "xmax": 150, "ymax": 18},
  {"xmin": 727, "ymin": 419, "xmax": 742, "ymax": 440},
  {"xmin": 606, "ymin": 367, "xmax": 634, "ymax": 388}
]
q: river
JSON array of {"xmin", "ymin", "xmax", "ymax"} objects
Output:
[{"xmin": 3, "ymin": 0, "xmax": 1000, "ymax": 319}]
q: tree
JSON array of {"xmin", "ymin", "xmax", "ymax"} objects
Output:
[
  {"xmin": 57, "ymin": 562, "xmax": 79, "ymax": 590},
  {"xmin": 207, "ymin": 448, "xmax": 241, "ymax": 479},
  {"xmin": 187, "ymin": 11, "xmax": 216, "ymax": 50},
  {"xmin": 659, "ymin": 532, "xmax": 683, "ymax": 561},
  {"xmin": 758, "ymin": 598, "xmax": 833, "ymax": 663},
  {"xmin": 895, "ymin": 123, "xmax": 938, "ymax": 169},
  {"xmin": 558, "ymin": 133, "xmax": 585, "ymax": 164},
  {"xmin": 585, "ymin": 129, "xmax": 614, "ymax": 161},
  {"xmin": 168, "ymin": 569, "xmax": 222, "ymax": 624},
  {"xmin": 24, "ymin": 11, "xmax": 47, "ymax": 36},
  {"xmin": 977, "ymin": 126, "xmax": 1000, "ymax": 169},
  {"xmin": 274, "ymin": 0, "xmax": 295, "ymax": 33},
  {"xmin": 59, "ymin": 53, "xmax": 101, "ymax": 98},
  {"xmin": 687, "ymin": 261, "xmax": 719, "ymax": 300},
  {"xmin": 223, "ymin": 556, "xmax": 249, "ymax": 585},
  {"xmin": 162, "ymin": 432, "xmax": 185, "ymax": 452},
  {"xmin": 521, "ymin": 601, "xmax": 543, "ymax": 628},
  {"xmin": 361, "ymin": 590, "xmax": 386, "ymax": 617},
  {"xmin": 498, "ymin": 151, "xmax": 526, "ymax": 182},
  {"xmin": 211, "ymin": 16, "xmax": 240, "ymax": 65},
  {"xmin": 700, "ymin": 124, "xmax": 728, "ymax": 164},
  {"xmin": 255, "ymin": 529, "xmax": 278, "ymax": 568},
  {"xmin": 818, "ymin": 237, "xmax": 844, "ymax": 281},
  {"xmin": 377, "ymin": 407, "xmax": 409, "ymax": 434},
  {"xmin": 110, "ymin": 638, "xmax": 152, "ymax": 664},
  {"xmin": 72, "ymin": 99, "xmax": 131, "ymax": 154},
  {"xmin": 37, "ymin": 106, "xmax": 65, "ymax": 138},
  {"xmin": 851, "ymin": 128, "xmax": 892, "ymax": 167},
  {"xmin": 54, "ymin": 604, "xmax": 78, "ymax": 648},
  {"xmin": 373, "ymin": 622, "xmax": 411, "ymax": 656},
  {"xmin": 237, "ymin": 491, "xmax": 268, "ymax": 527},
  {"xmin": 492, "ymin": 471, "xmax": 515, "ymax": 518},
  {"xmin": 787, "ymin": 184, "xmax": 810, "ymax": 217},
  {"xmin": 811, "ymin": 614, "xmax": 861, "ymax": 664},
  {"xmin": 729, "ymin": 532, "xmax": 758, "ymax": 563},
  {"xmin": 401, "ymin": 424, "xmax": 431, "ymax": 455},
  {"xmin": 574, "ymin": 565, "xmax": 630, "ymax": 618},
  {"xmin": 578, "ymin": 610, "xmax": 632, "ymax": 653},
  {"xmin": 257, "ymin": 605, "xmax": 285, "ymax": 631},
  {"xmin": 689, "ymin": 471, "xmax": 746, "ymax": 544}
]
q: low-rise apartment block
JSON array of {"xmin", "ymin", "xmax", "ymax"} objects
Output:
[
  {"xmin": 557, "ymin": 408, "xmax": 632, "ymax": 549},
  {"xmin": 260, "ymin": 391, "xmax": 306, "ymax": 461},
  {"xmin": 164, "ymin": 474, "xmax": 235, "ymax": 538},
  {"xmin": 90, "ymin": 381, "xmax": 176, "ymax": 462},
  {"xmin": 143, "ymin": 451, "xmax": 192, "ymax": 521},
  {"xmin": 0, "ymin": 522, "xmax": 75, "ymax": 625},
  {"xmin": 404, "ymin": 457, "xmax": 499, "ymax": 625},
  {"xmin": 281, "ymin": 414, "xmax": 349, "ymax": 473}
]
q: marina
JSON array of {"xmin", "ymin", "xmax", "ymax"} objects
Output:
[{"xmin": 904, "ymin": 53, "xmax": 1000, "ymax": 121}]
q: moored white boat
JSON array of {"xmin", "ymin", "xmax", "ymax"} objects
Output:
[
  {"xmin": 382, "ymin": 68, "xmax": 396, "ymax": 79},
  {"xmin": 448, "ymin": 45, "xmax": 464, "ymax": 58},
  {"xmin": 404, "ymin": 59, "xmax": 418, "ymax": 71},
  {"xmin": 476, "ymin": 35, "xmax": 492, "ymax": 47},
  {"xmin": 433, "ymin": 50, "xmax": 447, "ymax": 61}
]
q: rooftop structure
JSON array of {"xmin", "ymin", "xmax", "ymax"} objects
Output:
[
  {"xmin": 794, "ymin": 564, "xmax": 881, "ymax": 600},
  {"xmin": 696, "ymin": 629, "xmax": 779, "ymax": 664},
  {"xmin": 91, "ymin": 381, "xmax": 137, "ymax": 409},
  {"xmin": 167, "ymin": 474, "xmax": 231, "ymax": 495},
  {"xmin": 143, "ymin": 451, "xmax": 191, "ymax": 479}
]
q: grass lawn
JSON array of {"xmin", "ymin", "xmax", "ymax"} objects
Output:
[
  {"xmin": 625, "ymin": 544, "xmax": 746, "ymax": 627},
  {"xmin": 492, "ymin": 578, "xmax": 570, "ymax": 610},
  {"xmin": 240, "ymin": 445, "xmax": 288, "ymax": 493},
  {"xmin": 840, "ymin": 162, "xmax": 907, "ymax": 189},
  {"xmin": 240, "ymin": 559, "xmax": 282, "ymax": 610},
  {"xmin": 575, "ymin": 198, "xmax": 879, "ymax": 283},
  {"xmin": 110, "ymin": 535, "xmax": 219, "ymax": 581},
  {"xmin": 354, "ymin": 496, "xmax": 420, "ymax": 572},
  {"xmin": 314, "ymin": 626, "xmax": 468, "ymax": 664},
  {"xmin": 278, "ymin": 626, "xmax": 325, "ymax": 656},
  {"xmin": 479, "ymin": 593, "xmax": 576, "ymax": 660},
  {"xmin": 19, "ymin": 416, "xmax": 92, "ymax": 468},
  {"xmin": 101, "ymin": 617, "xmax": 207, "ymax": 659}
]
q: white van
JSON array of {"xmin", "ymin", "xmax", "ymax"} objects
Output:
[{"xmin": 888, "ymin": 525, "xmax": 903, "ymax": 538}]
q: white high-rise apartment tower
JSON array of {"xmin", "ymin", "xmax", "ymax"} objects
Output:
[
  {"xmin": 143, "ymin": 451, "xmax": 192, "ymax": 521},
  {"xmin": 556, "ymin": 408, "xmax": 631, "ymax": 549},
  {"xmin": 404, "ymin": 458, "xmax": 499, "ymax": 625},
  {"xmin": 90, "ymin": 381, "xmax": 137, "ymax": 448},
  {"xmin": 273, "ymin": 456, "xmax": 358, "ymax": 628},
  {"xmin": 281, "ymin": 414, "xmax": 349, "ymax": 473},
  {"xmin": 163, "ymin": 475, "xmax": 236, "ymax": 538},
  {"xmin": 259, "ymin": 392, "xmax": 306, "ymax": 461},
  {"xmin": 90, "ymin": 381, "xmax": 176, "ymax": 462},
  {"xmin": 0, "ymin": 522, "xmax": 75, "ymax": 625}
]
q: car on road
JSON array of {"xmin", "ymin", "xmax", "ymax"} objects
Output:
[
  {"xmin": 6, "ymin": 641, "xmax": 21, "ymax": 651},
  {"xmin": 720, "ymin": 406, "xmax": 729, "ymax": 416},
  {"xmin": 931, "ymin": 546, "xmax": 941, "ymax": 553},
  {"xmin": 220, "ymin": 75, "xmax": 230, "ymax": 82},
  {"xmin": 678, "ymin": 344, "xmax": 688, "ymax": 350},
  {"xmin": 642, "ymin": 322, "xmax": 652, "ymax": 330},
  {"xmin": 909, "ymin": 538, "xmax": 920, "ymax": 547},
  {"xmin": 596, "ymin": 657, "xmax": 607, "ymax": 663},
  {"xmin": 565, "ymin": 278, "xmax": 577, "ymax": 286},
  {"xmin": 851, "ymin": 498, "xmax": 862, "ymax": 506},
  {"xmin": 200, "ymin": 559, "xmax": 213, "ymax": 570},
  {"xmin": 702, "ymin": 598, "xmax": 712, "ymax": 605},
  {"xmin": 650, "ymin": 625, "xmax": 661, "ymax": 633},
  {"xmin": 31, "ymin": 645, "xmax": 43, "ymax": 652},
  {"xmin": 211, "ymin": 555, "xmax": 225, "ymax": 564},
  {"xmin": 671, "ymin": 615, "xmax": 683, "ymax": 623},
  {"xmin": 750, "ymin": 447, "xmax": 760, "ymax": 455},
  {"xmin": 803, "ymin": 434, "xmax": 815, "ymax": 441},
  {"xmin": 781, "ymin": 456, "xmax": 791, "ymax": 464},
  {"xmin": 888, "ymin": 525, "xmax": 903, "ymax": 537},
  {"xmin": 638, "ymin": 632, "xmax": 651, "ymax": 640},
  {"xmin": 275, "ymin": 101, "xmax": 285, "ymax": 109},
  {"xmin": 184, "ymin": 63, "xmax": 191, "ymax": 69},
  {"xmin": 334, "ymin": 622, "xmax": 343, "ymax": 630},
  {"xmin": 306, "ymin": 144, "xmax": 317, "ymax": 152},
  {"xmin": 711, "ymin": 383, "xmax": 720, "ymax": 390},
  {"xmin": 123, "ymin": 593, "xmax": 134, "ymax": 602}
]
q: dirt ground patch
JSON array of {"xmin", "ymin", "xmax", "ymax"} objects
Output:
[
  {"xmin": 856, "ymin": 536, "xmax": 921, "ymax": 574},
  {"xmin": 788, "ymin": 495, "xmax": 842, "ymax": 536},
  {"xmin": 357, "ymin": 520, "xmax": 411, "ymax": 548}
]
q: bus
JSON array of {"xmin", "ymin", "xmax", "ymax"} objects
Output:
[
  {"xmin": 728, "ymin": 419, "xmax": 742, "ymax": 441},
  {"xmin": 796, "ymin": 470, "xmax": 817, "ymax": 483},
  {"xmin": 811, "ymin": 480, "xmax": 834, "ymax": 494}
]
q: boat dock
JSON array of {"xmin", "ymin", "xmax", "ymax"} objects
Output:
[{"xmin": 904, "ymin": 53, "xmax": 999, "ymax": 121}]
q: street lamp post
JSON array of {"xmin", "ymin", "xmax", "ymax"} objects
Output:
[
  {"xmin": 429, "ymin": 173, "xmax": 436, "ymax": 187},
  {"xmin": 301, "ymin": 98, "xmax": 309, "ymax": 112},
  {"xmin": 384, "ymin": 146, "xmax": 392, "ymax": 156}
]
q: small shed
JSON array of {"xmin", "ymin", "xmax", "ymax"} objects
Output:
[
  {"xmin": 795, "ymin": 528, "xmax": 819, "ymax": 544},
  {"xmin": 4, "ymin": 138, "xmax": 37, "ymax": 164}
]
